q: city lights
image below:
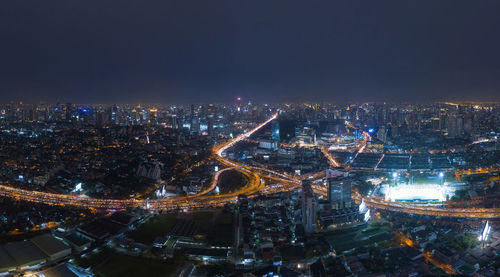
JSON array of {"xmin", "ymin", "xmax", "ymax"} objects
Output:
[{"xmin": 2, "ymin": 0, "xmax": 500, "ymax": 273}]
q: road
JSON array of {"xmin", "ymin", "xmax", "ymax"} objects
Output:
[
  {"xmin": 0, "ymin": 113, "xmax": 278, "ymax": 211},
  {"xmin": 360, "ymin": 196, "xmax": 500, "ymax": 219},
  {"xmin": 318, "ymin": 121, "xmax": 500, "ymax": 219},
  {"xmin": 0, "ymin": 113, "xmax": 499, "ymax": 219}
]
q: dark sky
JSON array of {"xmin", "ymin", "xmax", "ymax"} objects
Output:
[{"xmin": 1, "ymin": 1, "xmax": 500, "ymax": 104}]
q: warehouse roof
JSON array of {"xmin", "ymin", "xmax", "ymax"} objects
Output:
[{"xmin": 31, "ymin": 234, "xmax": 71, "ymax": 257}]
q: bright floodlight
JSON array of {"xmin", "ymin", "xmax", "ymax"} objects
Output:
[
  {"xmin": 392, "ymin": 172, "xmax": 398, "ymax": 178},
  {"xmin": 479, "ymin": 221, "xmax": 491, "ymax": 242},
  {"xmin": 439, "ymin": 172, "xmax": 444, "ymax": 178},
  {"xmin": 383, "ymin": 183, "xmax": 453, "ymax": 202}
]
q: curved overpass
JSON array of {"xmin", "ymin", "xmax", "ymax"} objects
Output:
[
  {"xmin": 0, "ymin": 114, "xmax": 277, "ymax": 211},
  {"xmin": 362, "ymin": 197, "xmax": 500, "ymax": 219},
  {"xmin": 0, "ymin": 113, "xmax": 499, "ymax": 220}
]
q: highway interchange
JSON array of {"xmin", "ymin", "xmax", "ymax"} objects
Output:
[{"xmin": 0, "ymin": 113, "xmax": 498, "ymax": 219}]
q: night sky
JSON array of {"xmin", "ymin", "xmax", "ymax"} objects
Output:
[{"xmin": 1, "ymin": 1, "xmax": 500, "ymax": 104}]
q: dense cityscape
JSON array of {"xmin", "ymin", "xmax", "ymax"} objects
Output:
[
  {"xmin": 0, "ymin": 101, "xmax": 497, "ymax": 276},
  {"xmin": 2, "ymin": 1, "xmax": 500, "ymax": 276}
]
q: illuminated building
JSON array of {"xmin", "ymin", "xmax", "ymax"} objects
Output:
[
  {"xmin": 301, "ymin": 180, "xmax": 316, "ymax": 234},
  {"xmin": 479, "ymin": 221, "xmax": 491, "ymax": 248},
  {"xmin": 381, "ymin": 183, "xmax": 460, "ymax": 202},
  {"xmin": 207, "ymin": 115, "xmax": 214, "ymax": 136},
  {"xmin": 354, "ymin": 128, "xmax": 362, "ymax": 140},
  {"xmin": 327, "ymin": 176, "xmax": 352, "ymax": 209},
  {"xmin": 271, "ymin": 120, "xmax": 280, "ymax": 143}
]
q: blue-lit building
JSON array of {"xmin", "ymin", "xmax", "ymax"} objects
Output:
[
  {"xmin": 354, "ymin": 129, "xmax": 362, "ymax": 140},
  {"xmin": 272, "ymin": 121, "xmax": 280, "ymax": 143}
]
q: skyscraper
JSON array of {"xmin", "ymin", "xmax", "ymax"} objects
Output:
[
  {"xmin": 271, "ymin": 121, "xmax": 280, "ymax": 143},
  {"xmin": 377, "ymin": 126, "xmax": 387, "ymax": 142},
  {"xmin": 301, "ymin": 180, "xmax": 316, "ymax": 234},
  {"xmin": 327, "ymin": 177, "xmax": 352, "ymax": 210},
  {"xmin": 190, "ymin": 104, "xmax": 199, "ymax": 134},
  {"xmin": 207, "ymin": 115, "xmax": 214, "ymax": 137},
  {"xmin": 172, "ymin": 115, "xmax": 179, "ymax": 130}
]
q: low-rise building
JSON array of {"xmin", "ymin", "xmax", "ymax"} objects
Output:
[{"xmin": 31, "ymin": 234, "xmax": 72, "ymax": 262}]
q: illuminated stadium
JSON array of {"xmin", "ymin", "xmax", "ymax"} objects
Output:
[{"xmin": 381, "ymin": 183, "xmax": 458, "ymax": 202}]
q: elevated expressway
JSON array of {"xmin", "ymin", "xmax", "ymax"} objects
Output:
[
  {"xmin": 324, "ymin": 122, "xmax": 500, "ymax": 219},
  {"xmin": 0, "ymin": 113, "xmax": 295, "ymax": 211},
  {"xmin": 0, "ymin": 114, "xmax": 498, "ymax": 219},
  {"xmin": 361, "ymin": 197, "xmax": 500, "ymax": 219}
]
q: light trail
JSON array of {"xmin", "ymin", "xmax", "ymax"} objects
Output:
[
  {"xmin": 194, "ymin": 167, "xmax": 234, "ymax": 197},
  {"xmin": 0, "ymin": 112, "xmax": 499, "ymax": 220},
  {"xmin": 321, "ymin": 147, "xmax": 340, "ymax": 167},
  {"xmin": 0, "ymin": 113, "xmax": 279, "ymax": 211},
  {"xmin": 374, "ymin": 154, "xmax": 385, "ymax": 170}
]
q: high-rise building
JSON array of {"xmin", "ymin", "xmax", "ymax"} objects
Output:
[
  {"xmin": 327, "ymin": 177, "xmax": 352, "ymax": 210},
  {"xmin": 431, "ymin": 118, "xmax": 440, "ymax": 131},
  {"xmin": 271, "ymin": 121, "xmax": 280, "ymax": 143},
  {"xmin": 354, "ymin": 129, "xmax": 362, "ymax": 140},
  {"xmin": 96, "ymin": 111, "xmax": 106, "ymax": 127},
  {"xmin": 446, "ymin": 114, "xmax": 464, "ymax": 137},
  {"xmin": 301, "ymin": 180, "xmax": 316, "ymax": 234},
  {"xmin": 190, "ymin": 104, "xmax": 199, "ymax": 134},
  {"xmin": 172, "ymin": 115, "xmax": 179, "ymax": 130},
  {"xmin": 65, "ymin": 103, "xmax": 73, "ymax": 122},
  {"xmin": 207, "ymin": 115, "xmax": 214, "ymax": 137},
  {"xmin": 464, "ymin": 115, "xmax": 473, "ymax": 134},
  {"xmin": 149, "ymin": 108, "xmax": 158, "ymax": 124},
  {"xmin": 439, "ymin": 110, "xmax": 446, "ymax": 131},
  {"xmin": 446, "ymin": 114, "xmax": 458, "ymax": 137},
  {"xmin": 191, "ymin": 117, "xmax": 199, "ymax": 134},
  {"xmin": 111, "ymin": 105, "xmax": 119, "ymax": 124},
  {"xmin": 457, "ymin": 116, "xmax": 464, "ymax": 136},
  {"xmin": 472, "ymin": 114, "xmax": 479, "ymax": 134},
  {"xmin": 377, "ymin": 126, "xmax": 387, "ymax": 142}
]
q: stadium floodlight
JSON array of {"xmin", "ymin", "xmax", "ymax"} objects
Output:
[
  {"xmin": 438, "ymin": 172, "xmax": 445, "ymax": 185},
  {"xmin": 479, "ymin": 221, "xmax": 491, "ymax": 243},
  {"xmin": 392, "ymin": 172, "xmax": 398, "ymax": 179},
  {"xmin": 385, "ymin": 183, "xmax": 448, "ymax": 202}
]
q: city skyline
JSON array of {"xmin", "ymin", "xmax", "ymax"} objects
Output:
[
  {"xmin": 1, "ymin": 1, "xmax": 500, "ymax": 276},
  {"xmin": 0, "ymin": 101, "xmax": 498, "ymax": 275}
]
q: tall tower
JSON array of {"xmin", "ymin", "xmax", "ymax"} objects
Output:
[
  {"xmin": 271, "ymin": 120, "xmax": 280, "ymax": 143},
  {"xmin": 446, "ymin": 114, "xmax": 458, "ymax": 137},
  {"xmin": 301, "ymin": 180, "xmax": 316, "ymax": 234},
  {"xmin": 65, "ymin": 102, "xmax": 72, "ymax": 122},
  {"xmin": 327, "ymin": 177, "xmax": 352, "ymax": 209},
  {"xmin": 190, "ymin": 104, "xmax": 199, "ymax": 134},
  {"xmin": 171, "ymin": 115, "xmax": 178, "ymax": 129},
  {"xmin": 207, "ymin": 115, "xmax": 214, "ymax": 137}
]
